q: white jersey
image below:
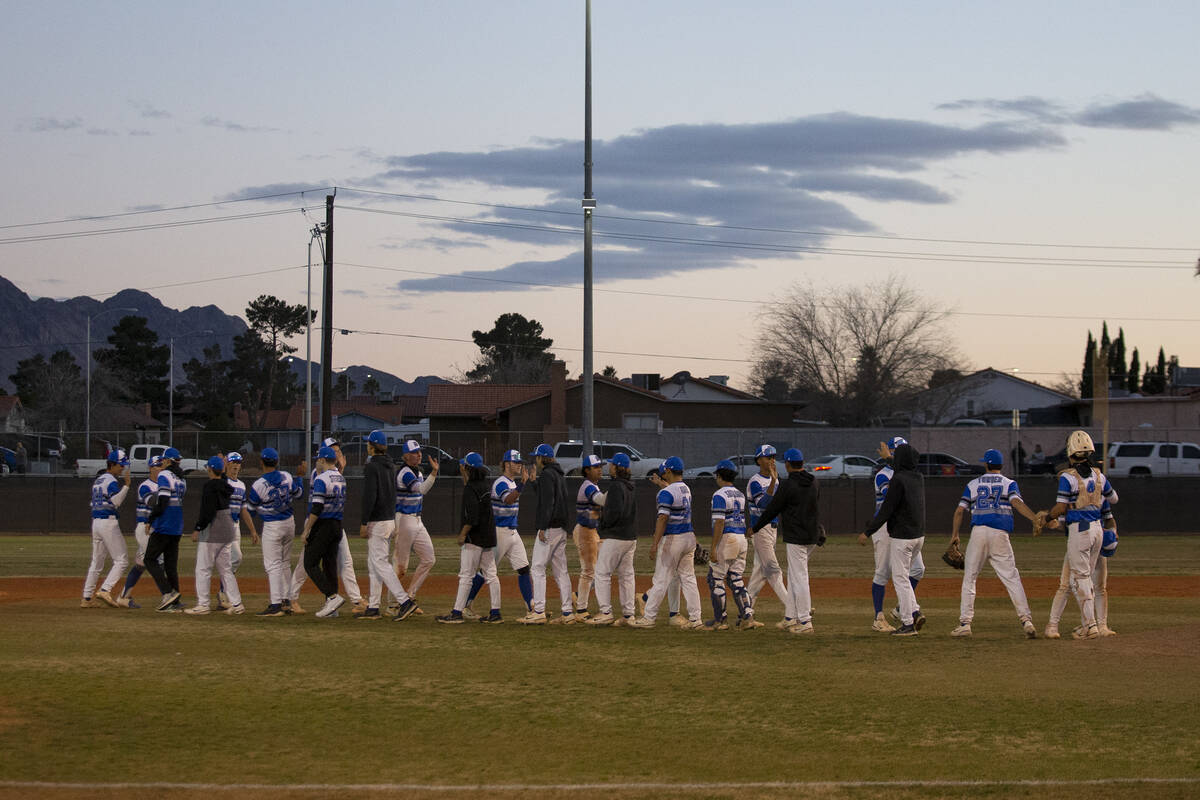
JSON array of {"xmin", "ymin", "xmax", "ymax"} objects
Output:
[
  {"xmin": 746, "ymin": 472, "xmax": 777, "ymax": 527},
  {"xmin": 711, "ymin": 485, "xmax": 747, "ymax": 535},
  {"xmin": 656, "ymin": 482, "xmax": 693, "ymax": 535}
]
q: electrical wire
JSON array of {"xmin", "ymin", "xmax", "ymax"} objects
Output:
[{"xmin": 0, "ymin": 208, "xmax": 310, "ymax": 245}]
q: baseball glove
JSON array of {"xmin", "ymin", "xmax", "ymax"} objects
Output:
[
  {"xmin": 816, "ymin": 524, "xmax": 828, "ymax": 547},
  {"xmin": 942, "ymin": 540, "xmax": 965, "ymax": 570},
  {"xmin": 693, "ymin": 546, "xmax": 710, "ymax": 565}
]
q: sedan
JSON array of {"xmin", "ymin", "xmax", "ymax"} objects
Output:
[
  {"xmin": 682, "ymin": 454, "xmax": 783, "ymax": 480},
  {"xmin": 808, "ymin": 454, "xmax": 879, "ymax": 479},
  {"xmin": 916, "ymin": 452, "xmax": 986, "ymax": 477}
]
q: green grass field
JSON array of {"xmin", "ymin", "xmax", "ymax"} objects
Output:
[{"xmin": 1, "ymin": 534, "xmax": 1198, "ymax": 800}]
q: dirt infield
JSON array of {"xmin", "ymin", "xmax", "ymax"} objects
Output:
[{"xmin": 1, "ymin": 574, "xmax": 1194, "ymax": 604}]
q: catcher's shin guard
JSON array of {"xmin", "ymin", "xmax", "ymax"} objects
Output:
[
  {"xmin": 706, "ymin": 567, "xmax": 726, "ymax": 621},
  {"xmin": 727, "ymin": 569, "xmax": 750, "ymax": 618}
]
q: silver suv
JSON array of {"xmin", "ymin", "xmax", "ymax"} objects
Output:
[{"xmin": 1107, "ymin": 441, "xmax": 1200, "ymax": 477}]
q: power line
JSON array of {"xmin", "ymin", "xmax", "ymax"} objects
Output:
[
  {"xmin": 338, "ymin": 261, "xmax": 1200, "ymax": 323},
  {"xmin": 0, "ymin": 208, "xmax": 310, "ymax": 245},
  {"xmin": 91, "ymin": 264, "xmax": 307, "ymax": 298}
]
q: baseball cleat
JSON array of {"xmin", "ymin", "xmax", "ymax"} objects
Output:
[
  {"xmin": 1098, "ymin": 624, "xmax": 1117, "ymax": 637},
  {"xmin": 628, "ymin": 616, "xmax": 656, "ymax": 628},
  {"xmin": 1022, "ymin": 619, "xmax": 1037, "ymax": 639},
  {"xmin": 702, "ymin": 619, "xmax": 728, "ymax": 631},
  {"xmin": 393, "ymin": 599, "xmax": 419, "ymax": 622},
  {"xmin": 315, "ymin": 594, "xmax": 345, "ymax": 619},
  {"xmin": 587, "ymin": 612, "xmax": 615, "ymax": 626},
  {"xmin": 184, "ymin": 604, "xmax": 211, "ymax": 615},
  {"xmin": 791, "ymin": 620, "xmax": 815, "ymax": 635},
  {"xmin": 436, "ymin": 610, "xmax": 465, "ymax": 624},
  {"xmin": 575, "ymin": 609, "xmax": 592, "ymax": 621},
  {"xmin": 117, "ymin": 596, "xmax": 140, "ymax": 609},
  {"xmin": 287, "ymin": 600, "xmax": 306, "ymax": 615},
  {"xmin": 256, "ymin": 604, "xmax": 285, "ymax": 617},
  {"xmin": 614, "ymin": 615, "xmax": 634, "ymax": 627},
  {"xmin": 548, "ymin": 611, "xmax": 577, "ymax": 625},
  {"xmin": 951, "ymin": 623, "xmax": 972, "ymax": 637},
  {"xmin": 872, "ymin": 613, "xmax": 896, "ymax": 633},
  {"xmin": 351, "ymin": 600, "xmax": 369, "ymax": 615},
  {"xmin": 156, "ymin": 591, "xmax": 181, "ymax": 611},
  {"xmin": 738, "ymin": 616, "xmax": 765, "ymax": 630},
  {"xmin": 776, "ymin": 617, "xmax": 797, "ymax": 631},
  {"xmin": 354, "ymin": 606, "xmax": 382, "ymax": 620},
  {"xmin": 409, "ymin": 599, "xmax": 425, "ymax": 615},
  {"xmin": 890, "ymin": 606, "xmax": 902, "ymax": 624},
  {"xmin": 1071, "ymin": 624, "xmax": 1100, "ymax": 640},
  {"xmin": 80, "ymin": 597, "xmax": 99, "ymax": 608},
  {"xmin": 518, "ymin": 611, "xmax": 547, "ymax": 625},
  {"xmin": 95, "ymin": 589, "xmax": 118, "ymax": 608},
  {"xmin": 164, "ymin": 600, "xmax": 186, "ymax": 613},
  {"xmin": 1043, "ymin": 624, "xmax": 1060, "ymax": 639},
  {"xmin": 912, "ymin": 610, "xmax": 927, "ymax": 632},
  {"xmin": 217, "ymin": 591, "xmax": 231, "ymax": 610},
  {"xmin": 891, "ymin": 623, "xmax": 918, "ymax": 636},
  {"xmin": 226, "ymin": 603, "xmax": 246, "ymax": 615},
  {"xmin": 682, "ymin": 618, "xmax": 705, "ymax": 630},
  {"xmin": 669, "ymin": 614, "xmax": 687, "ymax": 628},
  {"xmin": 636, "ymin": 592, "xmax": 648, "ymax": 617},
  {"xmin": 461, "ymin": 604, "xmax": 480, "ymax": 620},
  {"xmin": 480, "ymin": 611, "xmax": 503, "ymax": 624}
]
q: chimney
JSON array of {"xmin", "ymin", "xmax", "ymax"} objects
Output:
[
  {"xmin": 544, "ymin": 360, "xmax": 568, "ymax": 443},
  {"xmin": 143, "ymin": 402, "xmax": 152, "ymax": 419}
]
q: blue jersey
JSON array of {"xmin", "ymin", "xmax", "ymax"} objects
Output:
[
  {"xmin": 656, "ymin": 482, "xmax": 693, "ymax": 535},
  {"xmin": 959, "ymin": 473, "xmax": 1021, "ymax": 532},
  {"xmin": 1056, "ymin": 469, "xmax": 1117, "ymax": 528},
  {"xmin": 711, "ymin": 485, "xmax": 747, "ymax": 535},
  {"xmin": 310, "ymin": 469, "xmax": 347, "ymax": 520},
  {"xmin": 135, "ymin": 478, "xmax": 157, "ymax": 524},
  {"xmin": 152, "ymin": 469, "xmax": 186, "ymax": 535},
  {"xmin": 746, "ymin": 472, "xmax": 777, "ymax": 526},
  {"xmin": 247, "ymin": 470, "xmax": 302, "ymax": 522},
  {"xmin": 90, "ymin": 473, "xmax": 124, "ymax": 519},
  {"xmin": 395, "ymin": 465, "xmax": 425, "ymax": 515},
  {"xmin": 491, "ymin": 475, "xmax": 520, "ymax": 529},
  {"xmin": 227, "ymin": 478, "xmax": 246, "ymax": 523},
  {"xmin": 576, "ymin": 480, "xmax": 602, "ymax": 529},
  {"xmin": 874, "ymin": 464, "xmax": 894, "ymax": 513}
]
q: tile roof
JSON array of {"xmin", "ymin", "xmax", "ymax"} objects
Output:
[{"xmin": 425, "ymin": 384, "xmax": 548, "ymax": 416}]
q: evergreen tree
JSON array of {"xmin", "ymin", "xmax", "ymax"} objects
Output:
[
  {"xmin": 466, "ymin": 313, "xmax": 556, "ymax": 384},
  {"xmin": 1108, "ymin": 327, "xmax": 1126, "ymax": 390},
  {"xmin": 1080, "ymin": 331, "xmax": 1095, "ymax": 399},
  {"xmin": 1127, "ymin": 347, "xmax": 1140, "ymax": 394},
  {"xmin": 1142, "ymin": 347, "xmax": 1168, "ymax": 394},
  {"xmin": 92, "ymin": 315, "xmax": 170, "ymax": 413}
]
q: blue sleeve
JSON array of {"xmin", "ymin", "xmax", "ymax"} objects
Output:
[
  {"xmin": 311, "ymin": 477, "xmax": 327, "ymax": 504},
  {"xmin": 401, "ymin": 469, "xmax": 419, "ymax": 489},
  {"xmin": 1056, "ymin": 475, "xmax": 1072, "ymax": 503},
  {"xmin": 106, "ymin": 478, "xmax": 121, "ymax": 498},
  {"xmin": 1008, "ymin": 480, "xmax": 1021, "ymax": 499},
  {"xmin": 711, "ymin": 493, "xmax": 727, "ymax": 512},
  {"xmin": 290, "ymin": 475, "xmax": 304, "ymax": 499},
  {"xmin": 876, "ymin": 471, "xmax": 890, "ymax": 499},
  {"xmin": 584, "ymin": 483, "xmax": 599, "ymax": 501},
  {"xmin": 156, "ymin": 473, "xmax": 171, "ymax": 496}
]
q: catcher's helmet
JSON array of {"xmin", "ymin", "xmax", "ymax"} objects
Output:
[{"xmin": 1067, "ymin": 430, "xmax": 1095, "ymax": 457}]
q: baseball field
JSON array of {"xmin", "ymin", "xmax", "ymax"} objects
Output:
[{"xmin": 1, "ymin": 533, "xmax": 1197, "ymax": 800}]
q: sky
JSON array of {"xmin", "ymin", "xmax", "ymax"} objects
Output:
[{"xmin": 3, "ymin": 0, "xmax": 1198, "ymax": 393}]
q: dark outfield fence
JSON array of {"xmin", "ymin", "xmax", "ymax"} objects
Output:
[{"xmin": 0, "ymin": 476, "xmax": 1195, "ymax": 537}]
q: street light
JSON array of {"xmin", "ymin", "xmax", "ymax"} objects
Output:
[
  {"xmin": 85, "ymin": 306, "xmax": 138, "ymax": 458},
  {"xmin": 306, "ymin": 224, "xmax": 324, "ymax": 452},
  {"xmin": 168, "ymin": 330, "xmax": 213, "ymax": 447}
]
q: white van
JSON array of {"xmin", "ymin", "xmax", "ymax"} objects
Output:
[{"xmin": 1106, "ymin": 441, "xmax": 1200, "ymax": 477}]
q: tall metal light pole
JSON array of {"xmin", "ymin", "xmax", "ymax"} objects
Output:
[
  {"xmin": 320, "ymin": 194, "xmax": 334, "ymax": 440},
  {"xmin": 85, "ymin": 305, "xmax": 138, "ymax": 458},
  {"xmin": 306, "ymin": 223, "xmax": 324, "ymax": 452},
  {"xmin": 168, "ymin": 329, "xmax": 213, "ymax": 447},
  {"xmin": 581, "ymin": 0, "xmax": 596, "ymax": 457}
]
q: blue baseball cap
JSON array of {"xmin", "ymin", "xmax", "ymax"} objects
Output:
[
  {"xmin": 502, "ymin": 449, "xmax": 523, "ymax": 464},
  {"xmin": 582, "ymin": 454, "xmax": 603, "ymax": 469},
  {"xmin": 147, "ymin": 455, "xmax": 164, "ymax": 468},
  {"xmin": 107, "ymin": 448, "xmax": 129, "ymax": 467},
  {"xmin": 888, "ymin": 436, "xmax": 908, "ymax": 451},
  {"xmin": 317, "ymin": 446, "xmax": 337, "ymax": 461},
  {"xmin": 366, "ymin": 430, "xmax": 388, "ymax": 447},
  {"xmin": 460, "ymin": 451, "xmax": 484, "ymax": 468},
  {"xmin": 206, "ymin": 455, "xmax": 226, "ymax": 472},
  {"xmin": 982, "ymin": 448, "xmax": 1004, "ymax": 466},
  {"xmin": 716, "ymin": 459, "xmax": 737, "ymax": 473},
  {"xmin": 784, "ymin": 447, "xmax": 804, "ymax": 463},
  {"xmin": 755, "ymin": 444, "xmax": 777, "ymax": 459},
  {"xmin": 401, "ymin": 439, "xmax": 422, "ymax": 454},
  {"xmin": 662, "ymin": 456, "xmax": 684, "ymax": 474},
  {"xmin": 529, "ymin": 443, "xmax": 554, "ymax": 459},
  {"xmin": 261, "ymin": 447, "xmax": 279, "ymax": 463},
  {"xmin": 608, "ymin": 452, "xmax": 631, "ymax": 468},
  {"xmin": 226, "ymin": 451, "xmax": 243, "ymax": 463},
  {"xmin": 163, "ymin": 447, "xmax": 181, "ymax": 461}
]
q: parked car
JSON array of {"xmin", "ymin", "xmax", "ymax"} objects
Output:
[
  {"xmin": 1106, "ymin": 441, "xmax": 1200, "ymax": 477},
  {"xmin": 553, "ymin": 441, "xmax": 665, "ymax": 478},
  {"xmin": 915, "ymin": 451, "xmax": 986, "ymax": 477},
  {"xmin": 340, "ymin": 440, "xmax": 457, "ymax": 473},
  {"xmin": 808, "ymin": 454, "xmax": 879, "ymax": 479},
  {"xmin": 74, "ymin": 444, "xmax": 207, "ymax": 478},
  {"xmin": 682, "ymin": 454, "xmax": 784, "ymax": 480}
]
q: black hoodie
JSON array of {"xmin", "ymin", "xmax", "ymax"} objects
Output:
[
  {"xmin": 864, "ymin": 443, "xmax": 925, "ymax": 540},
  {"xmin": 752, "ymin": 468, "xmax": 821, "ymax": 545},
  {"xmin": 533, "ymin": 461, "xmax": 570, "ymax": 531}
]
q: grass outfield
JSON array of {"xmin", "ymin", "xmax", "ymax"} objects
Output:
[{"xmin": 0, "ymin": 534, "xmax": 1198, "ymax": 800}]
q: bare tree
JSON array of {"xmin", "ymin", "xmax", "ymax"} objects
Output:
[{"xmin": 750, "ymin": 275, "xmax": 961, "ymax": 426}]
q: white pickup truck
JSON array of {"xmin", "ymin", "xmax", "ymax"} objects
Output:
[
  {"xmin": 75, "ymin": 444, "xmax": 207, "ymax": 478},
  {"xmin": 552, "ymin": 441, "xmax": 665, "ymax": 478}
]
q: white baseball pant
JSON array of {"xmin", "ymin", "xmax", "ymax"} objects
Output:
[
  {"xmin": 291, "ymin": 531, "xmax": 363, "ymax": 604},
  {"xmin": 747, "ymin": 524, "xmax": 793, "ymax": 618},
  {"xmin": 133, "ymin": 522, "xmax": 150, "ymax": 566},
  {"xmin": 260, "ymin": 518, "xmax": 296, "ymax": 605},
  {"xmin": 573, "ymin": 524, "xmax": 600, "ymax": 612},
  {"xmin": 1067, "ymin": 521, "xmax": 1102, "ymax": 626},
  {"xmin": 84, "ymin": 517, "xmax": 129, "ymax": 598},
  {"xmin": 365, "ymin": 520, "xmax": 410, "ymax": 609},
  {"xmin": 709, "ymin": 534, "xmax": 750, "ymax": 621},
  {"xmin": 454, "ymin": 543, "xmax": 499, "ymax": 612},
  {"xmin": 394, "ymin": 513, "xmax": 436, "ymax": 598},
  {"xmin": 785, "ymin": 542, "xmax": 816, "ymax": 625},
  {"xmin": 531, "ymin": 527, "xmax": 573, "ymax": 615},
  {"xmin": 495, "ymin": 528, "xmax": 530, "ymax": 569},
  {"xmin": 230, "ymin": 531, "xmax": 242, "ymax": 573},
  {"xmin": 873, "ymin": 524, "xmax": 926, "ymax": 584},
  {"xmin": 595, "ymin": 538, "xmax": 637, "ymax": 617},
  {"xmin": 958, "ymin": 525, "xmax": 1031, "ymax": 624},
  {"xmin": 889, "ymin": 536, "xmax": 925, "ymax": 626},
  {"xmin": 642, "ymin": 532, "xmax": 702, "ymax": 624},
  {"xmin": 1094, "ymin": 555, "xmax": 1111, "ymax": 626},
  {"xmin": 194, "ymin": 541, "xmax": 241, "ymax": 608}
]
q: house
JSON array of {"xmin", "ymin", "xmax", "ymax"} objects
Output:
[
  {"xmin": 0, "ymin": 396, "xmax": 26, "ymax": 433},
  {"xmin": 230, "ymin": 394, "xmax": 430, "ymax": 458},
  {"xmin": 903, "ymin": 368, "xmax": 1076, "ymax": 426}
]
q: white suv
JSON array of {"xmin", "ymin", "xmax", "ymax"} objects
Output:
[
  {"xmin": 552, "ymin": 441, "xmax": 665, "ymax": 477},
  {"xmin": 1107, "ymin": 441, "xmax": 1200, "ymax": 477}
]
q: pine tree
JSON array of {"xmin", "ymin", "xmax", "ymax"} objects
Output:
[
  {"xmin": 1080, "ymin": 331, "xmax": 1095, "ymax": 399},
  {"xmin": 1108, "ymin": 327, "xmax": 1126, "ymax": 390},
  {"xmin": 1127, "ymin": 347, "xmax": 1140, "ymax": 394},
  {"xmin": 1142, "ymin": 347, "xmax": 1168, "ymax": 394}
]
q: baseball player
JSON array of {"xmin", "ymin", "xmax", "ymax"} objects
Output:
[
  {"xmin": 463, "ymin": 449, "xmax": 534, "ymax": 618},
  {"xmin": 83, "ymin": 448, "xmax": 131, "ymax": 608},
  {"xmin": 704, "ymin": 460, "xmax": 760, "ymax": 630},
  {"xmin": 519, "ymin": 444, "xmax": 574, "ymax": 624},
  {"xmin": 218, "ymin": 452, "xmax": 258, "ymax": 610},
  {"xmin": 587, "ymin": 452, "xmax": 638, "ymax": 626},
  {"xmin": 636, "ymin": 464, "xmax": 687, "ymax": 627},
  {"xmin": 752, "ymin": 448, "xmax": 821, "ymax": 635},
  {"xmin": 863, "ymin": 443, "xmax": 926, "ymax": 636},
  {"xmin": 356, "ymin": 430, "xmax": 417, "ymax": 621},
  {"xmin": 290, "ymin": 438, "xmax": 365, "ymax": 615},
  {"xmin": 116, "ymin": 455, "xmax": 165, "ymax": 608},
  {"xmin": 301, "ymin": 446, "xmax": 350, "ymax": 618},
  {"xmin": 246, "ymin": 447, "xmax": 303, "ymax": 617},
  {"xmin": 145, "ymin": 447, "xmax": 188, "ymax": 612},
  {"xmin": 437, "ymin": 452, "xmax": 501, "ymax": 624},
  {"xmin": 185, "ymin": 456, "xmax": 245, "ymax": 615},
  {"xmin": 392, "ymin": 439, "xmax": 439, "ymax": 612},
  {"xmin": 745, "ymin": 445, "xmax": 794, "ymax": 629},
  {"xmin": 948, "ymin": 449, "xmax": 1040, "ymax": 638},
  {"xmin": 1045, "ymin": 500, "xmax": 1118, "ymax": 638},
  {"xmin": 1040, "ymin": 432, "xmax": 1118, "ymax": 639},
  {"xmin": 572, "ymin": 453, "xmax": 606, "ymax": 619},
  {"xmin": 631, "ymin": 456, "xmax": 703, "ymax": 629}
]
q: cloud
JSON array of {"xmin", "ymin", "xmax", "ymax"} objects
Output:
[
  {"xmin": 936, "ymin": 96, "xmax": 1069, "ymax": 123},
  {"xmin": 128, "ymin": 129, "xmax": 153, "ymax": 137},
  {"xmin": 27, "ymin": 116, "xmax": 84, "ymax": 132},
  {"xmin": 87, "ymin": 127, "xmax": 118, "ymax": 136},
  {"xmin": 218, "ymin": 183, "xmax": 334, "ymax": 202},
  {"xmin": 200, "ymin": 116, "xmax": 280, "ymax": 133},
  {"xmin": 1075, "ymin": 93, "xmax": 1200, "ymax": 130},
  {"xmin": 131, "ymin": 100, "xmax": 171, "ymax": 119}
]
